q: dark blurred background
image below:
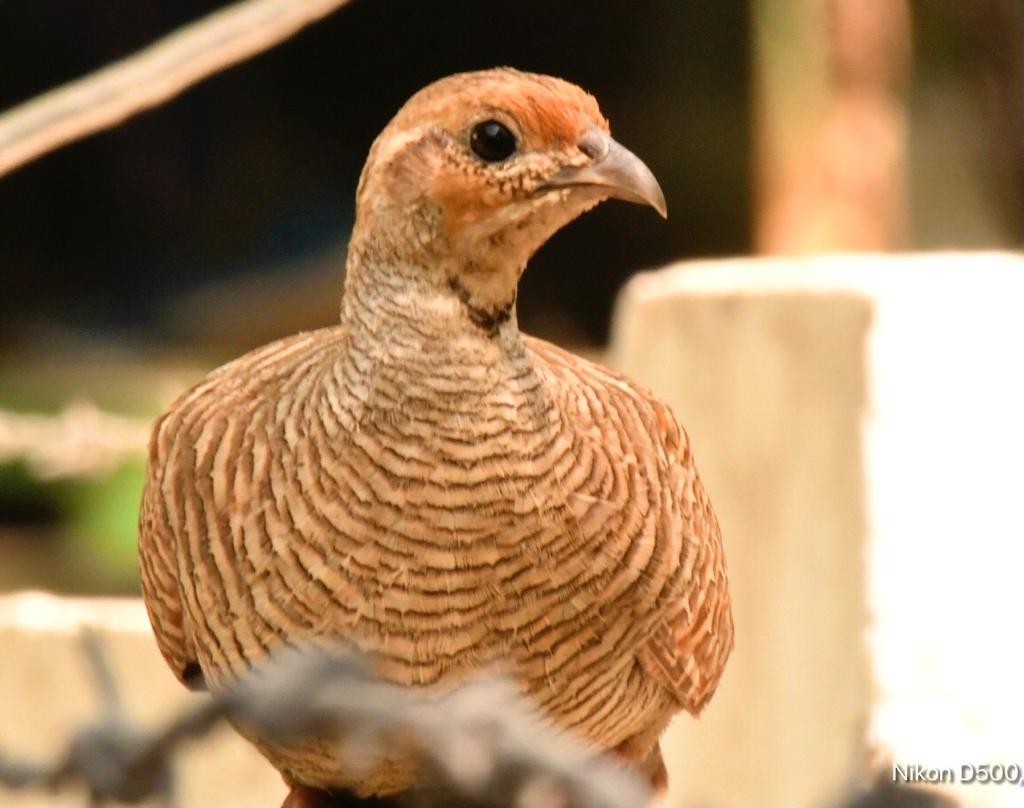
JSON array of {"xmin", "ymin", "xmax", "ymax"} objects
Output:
[
  {"xmin": 0, "ymin": 1, "xmax": 750, "ymax": 350},
  {"xmin": 0, "ymin": 0, "xmax": 1019, "ymax": 593}
]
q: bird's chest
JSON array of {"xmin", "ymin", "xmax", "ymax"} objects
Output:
[
  {"xmin": 295, "ymin": 365, "xmax": 586, "ymax": 577},
  {"xmin": 175, "ymin": 348, "xmax": 674, "ymax": 755},
  {"xmin": 316, "ymin": 346, "xmax": 569, "ymax": 529},
  {"xmin": 259, "ymin": 367, "xmax": 642, "ymax": 668}
]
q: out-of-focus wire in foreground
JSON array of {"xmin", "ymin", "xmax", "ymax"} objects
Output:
[{"xmin": 0, "ymin": 632, "xmax": 650, "ymax": 808}]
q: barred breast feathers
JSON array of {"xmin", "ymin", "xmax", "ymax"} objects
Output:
[{"xmin": 141, "ymin": 326, "xmax": 731, "ymax": 715}]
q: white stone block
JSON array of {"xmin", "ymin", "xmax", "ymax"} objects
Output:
[
  {"xmin": 0, "ymin": 591, "xmax": 285, "ymax": 807},
  {"xmin": 611, "ymin": 251, "xmax": 1024, "ymax": 808}
]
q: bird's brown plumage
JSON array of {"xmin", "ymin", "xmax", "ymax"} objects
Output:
[{"xmin": 139, "ymin": 68, "xmax": 732, "ymax": 797}]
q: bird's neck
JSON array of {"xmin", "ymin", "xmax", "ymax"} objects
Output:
[
  {"xmin": 341, "ymin": 228, "xmax": 523, "ymax": 343},
  {"xmin": 340, "ymin": 239, "xmax": 524, "ymax": 362},
  {"xmin": 334, "ymin": 235, "xmax": 544, "ymax": 419}
]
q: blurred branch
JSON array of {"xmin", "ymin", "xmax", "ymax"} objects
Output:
[
  {"xmin": 0, "ymin": 637, "xmax": 649, "ymax": 808},
  {"xmin": 0, "ymin": 0, "xmax": 353, "ymax": 180},
  {"xmin": 752, "ymin": 0, "xmax": 912, "ymax": 252},
  {"xmin": 0, "ymin": 402, "xmax": 149, "ymax": 479}
]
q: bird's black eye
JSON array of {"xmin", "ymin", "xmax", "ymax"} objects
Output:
[{"xmin": 470, "ymin": 120, "xmax": 517, "ymax": 163}]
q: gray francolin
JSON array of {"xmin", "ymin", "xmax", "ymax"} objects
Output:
[{"xmin": 138, "ymin": 68, "xmax": 732, "ymax": 805}]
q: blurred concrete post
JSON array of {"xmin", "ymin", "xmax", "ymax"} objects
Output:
[
  {"xmin": 611, "ymin": 252, "xmax": 1024, "ymax": 808},
  {"xmin": 752, "ymin": 0, "xmax": 912, "ymax": 252},
  {"xmin": 0, "ymin": 593, "xmax": 286, "ymax": 808}
]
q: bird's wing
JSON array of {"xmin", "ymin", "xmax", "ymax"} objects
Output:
[
  {"xmin": 522, "ymin": 335, "xmax": 732, "ymax": 713},
  {"xmin": 138, "ymin": 329, "xmax": 349, "ymax": 692},
  {"xmin": 634, "ymin": 401, "xmax": 733, "ymax": 714},
  {"xmin": 139, "ymin": 415, "xmax": 204, "ymax": 690}
]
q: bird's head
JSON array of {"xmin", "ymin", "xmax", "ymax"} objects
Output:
[{"xmin": 348, "ymin": 68, "xmax": 666, "ymax": 331}]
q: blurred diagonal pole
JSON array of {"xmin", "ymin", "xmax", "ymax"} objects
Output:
[
  {"xmin": 0, "ymin": 0, "xmax": 353, "ymax": 180},
  {"xmin": 753, "ymin": 0, "xmax": 912, "ymax": 253}
]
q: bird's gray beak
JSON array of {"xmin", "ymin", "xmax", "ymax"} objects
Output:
[{"xmin": 539, "ymin": 128, "xmax": 667, "ymax": 218}]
